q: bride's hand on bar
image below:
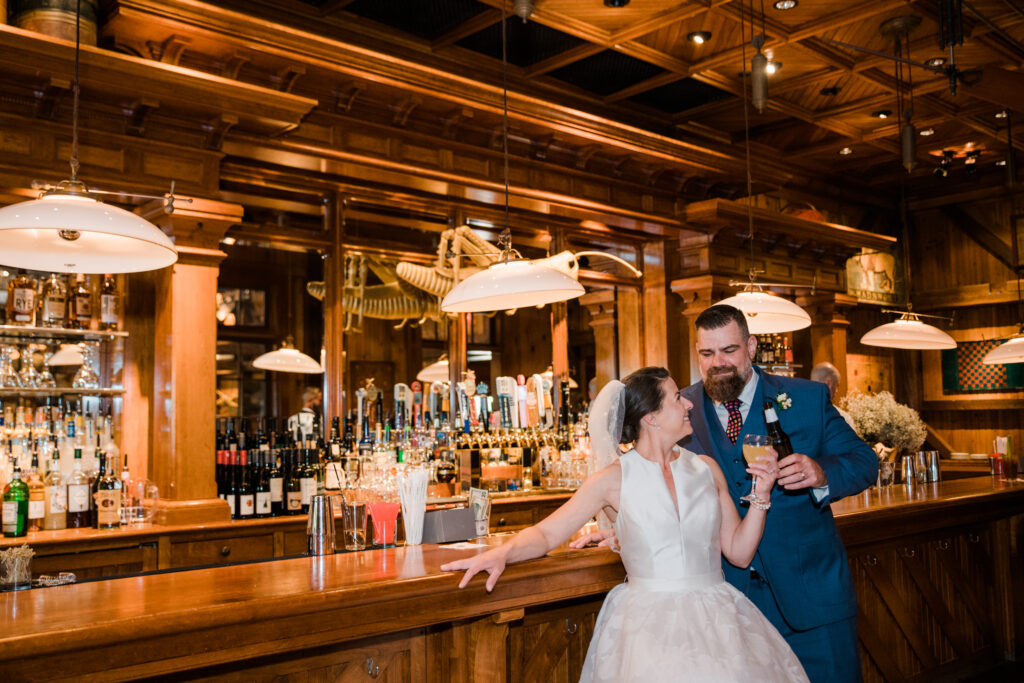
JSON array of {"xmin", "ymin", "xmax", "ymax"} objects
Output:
[
  {"xmin": 441, "ymin": 549, "xmax": 508, "ymax": 592},
  {"xmin": 569, "ymin": 528, "xmax": 617, "ymax": 550}
]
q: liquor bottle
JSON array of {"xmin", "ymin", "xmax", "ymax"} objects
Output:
[
  {"xmin": 225, "ymin": 419, "xmax": 238, "ymax": 517},
  {"xmin": 95, "ymin": 453, "xmax": 122, "ymax": 530},
  {"xmin": 99, "ymin": 274, "xmax": 118, "ymax": 331},
  {"xmin": 66, "ymin": 448, "xmax": 91, "ymax": 528},
  {"xmin": 326, "ymin": 416, "xmax": 344, "ymax": 491},
  {"xmin": 26, "ymin": 448, "xmax": 45, "ymax": 532},
  {"xmin": 285, "ymin": 450, "xmax": 303, "ymax": 515},
  {"xmin": 90, "ymin": 438, "xmax": 106, "ymax": 528},
  {"xmin": 783, "ymin": 336, "xmax": 793, "ymax": 365},
  {"xmin": 268, "ymin": 420, "xmax": 284, "ymax": 516},
  {"xmin": 2, "ymin": 463, "xmax": 29, "ymax": 537},
  {"xmin": 762, "ymin": 401, "xmax": 794, "ymax": 458},
  {"xmin": 6, "ymin": 269, "xmax": 37, "ymax": 326},
  {"xmin": 70, "ymin": 274, "xmax": 93, "ymax": 330},
  {"xmin": 237, "ymin": 450, "xmax": 255, "ymax": 519},
  {"xmin": 40, "ymin": 272, "xmax": 68, "ymax": 328},
  {"xmin": 43, "ymin": 443, "xmax": 67, "ymax": 530}
]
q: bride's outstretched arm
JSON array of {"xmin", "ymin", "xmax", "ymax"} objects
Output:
[
  {"xmin": 441, "ymin": 463, "xmax": 621, "ymax": 592},
  {"xmin": 698, "ymin": 453, "xmax": 780, "ymax": 568}
]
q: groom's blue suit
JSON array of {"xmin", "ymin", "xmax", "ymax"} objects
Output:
[{"xmin": 680, "ymin": 367, "xmax": 877, "ymax": 683}]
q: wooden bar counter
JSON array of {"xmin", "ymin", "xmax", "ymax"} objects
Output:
[{"xmin": 1, "ymin": 478, "xmax": 1022, "ymax": 682}]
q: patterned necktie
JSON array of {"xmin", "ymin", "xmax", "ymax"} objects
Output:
[{"xmin": 724, "ymin": 400, "xmax": 743, "ymax": 444}]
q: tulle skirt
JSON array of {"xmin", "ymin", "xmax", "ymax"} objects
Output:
[{"xmin": 579, "ymin": 579, "xmax": 809, "ymax": 683}]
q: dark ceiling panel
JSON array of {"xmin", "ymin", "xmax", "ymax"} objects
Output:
[
  {"xmin": 343, "ymin": 0, "xmax": 489, "ymax": 41},
  {"xmin": 629, "ymin": 78, "xmax": 733, "ymax": 114},
  {"xmin": 549, "ymin": 50, "xmax": 665, "ymax": 98},
  {"xmin": 456, "ymin": 19, "xmax": 586, "ymax": 68}
]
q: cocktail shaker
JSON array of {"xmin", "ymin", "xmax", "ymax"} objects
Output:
[
  {"xmin": 307, "ymin": 494, "xmax": 336, "ymax": 556},
  {"xmin": 901, "ymin": 454, "xmax": 916, "ymax": 485}
]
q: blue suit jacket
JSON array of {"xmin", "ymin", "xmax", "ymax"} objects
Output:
[{"xmin": 680, "ymin": 367, "xmax": 877, "ymax": 631}]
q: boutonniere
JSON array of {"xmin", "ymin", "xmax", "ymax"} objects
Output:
[{"xmin": 775, "ymin": 393, "xmax": 793, "ymax": 411}]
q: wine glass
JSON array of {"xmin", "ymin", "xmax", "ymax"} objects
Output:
[{"xmin": 741, "ymin": 434, "xmax": 772, "ymax": 504}]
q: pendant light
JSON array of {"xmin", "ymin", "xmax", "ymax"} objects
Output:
[
  {"xmin": 440, "ymin": 4, "xmax": 584, "ymax": 314},
  {"xmin": 0, "ymin": 0, "xmax": 178, "ymax": 274},
  {"xmin": 860, "ymin": 309, "xmax": 956, "ymax": 350},
  {"xmin": 711, "ymin": 0, "xmax": 811, "ymax": 334},
  {"xmin": 253, "ymin": 338, "xmax": 323, "ymax": 374},
  {"xmin": 983, "ymin": 273, "xmax": 1024, "ymax": 364}
]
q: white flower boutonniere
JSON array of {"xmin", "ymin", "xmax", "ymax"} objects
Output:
[{"xmin": 775, "ymin": 393, "xmax": 793, "ymax": 411}]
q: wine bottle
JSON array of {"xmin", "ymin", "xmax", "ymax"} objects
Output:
[
  {"xmin": 255, "ymin": 449, "xmax": 271, "ymax": 518},
  {"xmin": 299, "ymin": 449, "xmax": 316, "ymax": 514},
  {"xmin": 763, "ymin": 401, "xmax": 794, "ymax": 458},
  {"xmin": 99, "ymin": 274, "xmax": 119, "ymax": 331},
  {"xmin": 90, "ymin": 437, "xmax": 106, "ymax": 528},
  {"xmin": 326, "ymin": 416, "xmax": 344, "ymax": 491},
  {"xmin": 2, "ymin": 462, "xmax": 29, "ymax": 537},
  {"xmin": 268, "ymin": 426, "xmax": 284, "ymax": 516},
  {"xmin": 237, "ymin": 450, "xmax": 255, "ymax": 519},
  {"xmin": 66, "ymin": 448, "xmax": 91, "ymax": 528},
  {"xmin": 285, "ymin": 450, "xmax": 303, "ymax": 515},
  {"xmin": 95, "ymin": 454, "xmax": 122, "ymax": 529}
]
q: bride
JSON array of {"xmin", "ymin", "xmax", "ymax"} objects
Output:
[{"xmin": 441, "ymin": 367, "xmax": 808, "ymax": 682}]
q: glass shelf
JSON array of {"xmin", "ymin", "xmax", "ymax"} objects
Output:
[
  {"xmin": 0, "ymin": 325, "xmax": 127, "ymax": 342},
  {"xmin": 0, "ymin": 388, "xmax": 124, "ymax": 398}
]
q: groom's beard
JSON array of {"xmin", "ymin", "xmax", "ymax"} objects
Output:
[{"xmin": 704, "ymin": 366, "xmax": 747, "ymax": 403}]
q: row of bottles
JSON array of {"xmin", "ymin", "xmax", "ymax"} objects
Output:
[
  {"xmin": 754, "ymin": 334, "xmax": 793, "ymax": 367},
  {"xmin": 2, "ymin": 438, "xmax": 127, "ymax": 537},
  {"xmin": 2, "ymin": 269, "xmax": 119, "ymax": 330}
]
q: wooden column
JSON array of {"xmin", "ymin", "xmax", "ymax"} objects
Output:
[
  {"xmin": 798, "ymin": 292, "xmax": 856, "ymax": 399},
  {"xmin": 670, "ymin": 275, "xmax": 724, "ymax": 384},
  {"xmin": 136, "ymin": 197, "xmax": 243, "ymax": 525},
  {"xmin": 323, "ymin": 194, "xmax": 345, "ymax": 417},
  {"xmin": 641, "ymin": 240, "xmax": 676, "ymax": 373},
  {"xmin": 580, "ymin": 289, "xmax": 617, "ymax": 386}
]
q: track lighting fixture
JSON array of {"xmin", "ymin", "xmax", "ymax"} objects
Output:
[
  {"xmin": 872, "ymin": 110, "xmax": 892, "ymax": 119},
  {"xmin": 934, "ymin": 150, "xmax": 954, "ymax": 177},
  {"xmin": 773, "ymin": 0, "xmax": 797, "ymax": 8},
  {"xmin": 688, "ymin": 31, "xmax": 712, "ymax": 44},
  {"xmin": 965, "ymin": 150, "xmax": 980, "ymax": 176},
  {"xmin": 513, "ymin": 0, "xmax": 534, "ymax": 22}
]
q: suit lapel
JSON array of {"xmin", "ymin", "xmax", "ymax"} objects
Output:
[{"xmin": 684, "ymin": 382, "xmax": 719, "ymax": 461}]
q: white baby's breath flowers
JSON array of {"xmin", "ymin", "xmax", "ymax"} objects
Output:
[{"xmin": 839, "ymin": 391, "xmax": 927, "ymax": 458}]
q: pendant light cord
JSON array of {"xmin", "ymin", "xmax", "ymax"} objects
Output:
[
  {"xmin": 741, "ymin": 0, "xmax": 756, "ymax": 280},
  {"xmin": 70, "ymin": 0, "xmax": 81, "ymax": 183},
  {"xmin": 499, "ymin": 1, "xmax": 513, "ymax": 262}
]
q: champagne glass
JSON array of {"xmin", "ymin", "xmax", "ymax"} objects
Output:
[{"xmin": 741, "ymin": 434, "xmax": 772, "ymax": 504}]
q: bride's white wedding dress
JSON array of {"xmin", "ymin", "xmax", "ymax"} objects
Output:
[{"xmin": 579, "ymin": 448, "xmax": 808, "ymax": 682}]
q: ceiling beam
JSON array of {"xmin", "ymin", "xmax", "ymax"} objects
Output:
[{"xmin": 431, "ymin": 9, "xmax": 502, "ymax": 51}]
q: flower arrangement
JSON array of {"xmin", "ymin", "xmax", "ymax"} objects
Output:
[{"xmin": 839, "ymin": 391, "xmax": 927, "ymax": 459}]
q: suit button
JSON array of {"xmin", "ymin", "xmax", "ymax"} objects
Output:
[
  {"xmin": 734, "ymin": 481, "xmax": 743, "ymax": 487},
  {"xmin": 733, "ymin": 458, "xmax": 741, "ymax": 464}
]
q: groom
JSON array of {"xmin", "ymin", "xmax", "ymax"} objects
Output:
[{"xmin": 680, "ymin": 305, "xmax": 877, "ymax": 683}]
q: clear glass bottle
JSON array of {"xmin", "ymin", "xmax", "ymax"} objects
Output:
[
  {"xmin": 26, "ymin": 448, "xmax": 45, "ymax": 532},
  {"xmin": 6, "ymin": 269, "xmax": 37, "ymax": 326},
  {"xmin": 43, "ymin": 443, "xmax": 67, "ymax": 530},
  {"xmin": 66, "ymin": 448, "xmax": 91, "ymax": 528},
  {"xmin": 99, "ymin": 274, "xmax": 118, "ymax": 331},
  {"xmin": 40, "ymin": 272, "xmax": 68, "ymax": 328}
]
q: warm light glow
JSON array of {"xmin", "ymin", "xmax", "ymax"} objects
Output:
[
  {"xmin": 441, "ymin": 260, "xmax": 585, "ymax": 313},
  {"xmin": 773, "ymin": 0, "xmax": 797, "ymax": 8},
  {"xmin": 860, "ymin": 315, "xmax": 956, "ymax": 350},
  {"xmin": 0, "ymin": 193, "xmax": 177, "ymax": 273},
  {"xmin": 919, "ymin": 128, "xmax": 935, "ymax": 136},
  {"xmin": 253, "ymin": 346, "xmax": 323, "ymax": 373},
  {"xmin": 713, "ymin": 290, "xmax": 811, "ymax": 334},
  {"xmin": 765, "ymin": 61, "xmax": 782, "ymax": 75},
  {"xmin": 688, "ymin": 31, "xmax": 712, "ymax": 44},
  {"xmin": 982, "ymin": 335, "xmax": 1024, "ymax": 364},
  {"xmin": 839, "ymin": 147, "xmax": 853, "ymax": 155}
]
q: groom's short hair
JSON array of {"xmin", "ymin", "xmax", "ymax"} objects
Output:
[{"xmin": 695, "ymin": 304, "xmax": 750, "ymax": 339}]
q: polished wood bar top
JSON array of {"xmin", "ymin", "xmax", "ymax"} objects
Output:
[{"xmin": 1, "ymin": 477, "xmax": 1021, "ymax": 678}]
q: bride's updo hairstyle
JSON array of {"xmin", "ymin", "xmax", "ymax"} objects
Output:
[{"xmin": 619, "ymin": 366, "xmax": 671, "ymax": 444}]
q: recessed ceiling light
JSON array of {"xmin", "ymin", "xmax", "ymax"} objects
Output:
[
  {"xmin": 872, "ymin": 110, "xmax": 893, "ymax": 119},
  {"xmin": 997, "ymin": 159, "xmax": 1008, "ymax": 166},
  {"xmin": 819, "ymin": 85, "xmax": 841, "ymax": 96},
  {"xmin": 839, "ymin": 147, "xmax": 853, "ymax": 155},
  {"xmin": 919, "ymin": 128, "xmax": 935, "ymax": 136},
  {"xmin": 773, "ymin": 0, "xmax": 798, "ymax": 9},
  {"xmin": 926, "ymin": 57, "xmax": 946, "ymax": 68},
  {"xmin": 687, "ymin": 31, "xmax": 712, "ymax": 44},
  {"xmin": 765, "ymin": 61, "xmax": 782, "ymax": 75},
  {"xmin": 996, "ymin": 110, "xmax": 1008, "ymax": 119},
  {"xmin": 604, "ymin": 0, "xmax": 630, "ymax": 6}
]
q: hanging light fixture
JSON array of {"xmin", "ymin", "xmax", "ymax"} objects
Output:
[
  {"xmin": 983, "ymin": 274, "xmax": 1024, "ymax": 364},
  {"xmin": 253, "ymin": 338, "xmax": 323, "ymax": 374},
  {"xmin": 711, "ymin": 0, "xmax": 811, "ymax": 334},
  {"xmin": 860, "ymin": 309, "xmax": 956, "ymax": 350},
  {"xmin": 0, "ymin": 0, "xmax": 178, "ymax": 274},
  {"xmin": 440, "ymin": 4, "xmax": 584, "ymax": 314},
  {"xmin": 880, "ymin": 16, "xmax": 922, "ymax": 174}
]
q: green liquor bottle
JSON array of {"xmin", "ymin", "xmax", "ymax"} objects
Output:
[{"xmin": 2, "ymin": 463, "xmax": 29, "ymax": 537}]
